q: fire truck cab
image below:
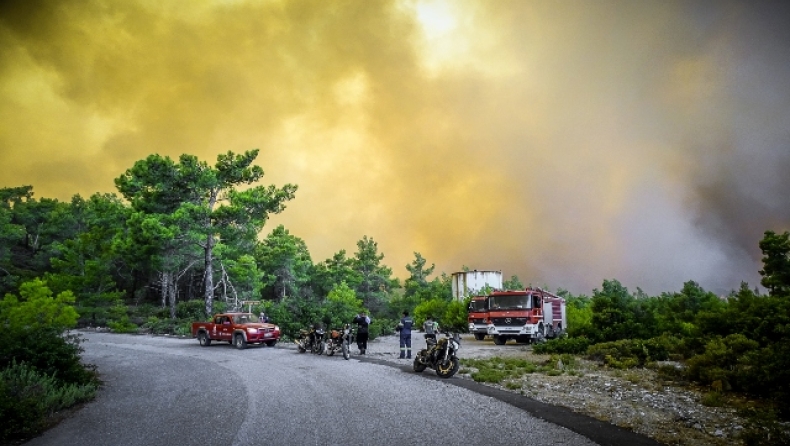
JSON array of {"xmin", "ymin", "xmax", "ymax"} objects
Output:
[{"xmin": 467, "ymin": 296, "xmax": 489, "ymax": 340}]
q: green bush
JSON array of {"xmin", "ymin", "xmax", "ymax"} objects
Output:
[
  {"xmin": 0, "ymin": 360, "xmax": 98, "ymax": 442},
  {"xmin": 143, "ymin": 316, "xmax": 191, "ymax": 335},
  {"xmin": 0, "ymin": 328, "xmax": 97, "ymax": 387},
  {"xmin": 685, "ymin": 334, "xmax": 758, "ymax": 391},
  {"xmin": 176, "ymin": 300, "xmax": 211, "ymax": 321},
  {"xmin": 585, "ymin": 336, "xmax": 680, "ymax": 369},
  {"xmin": 737, "ymin": 408, "xmax": 790, "ymax": 446},
  {"xmin": 368, "ymin": 318, "xmax": 398, "ymax": 340},
  {"xmin": 533, "ymin": 336, "xmax": 591, "ymax": 355}
]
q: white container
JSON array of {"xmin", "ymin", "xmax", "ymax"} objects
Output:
[{"xmin": 451, "ymin": 270, "xmax": 503, "ymax": 300}]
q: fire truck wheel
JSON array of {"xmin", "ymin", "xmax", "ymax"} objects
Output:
[
  {"xmin": 474, "ymin": 333, "xmax": 485, "ymax": 341},
  {"xmin": 493, "ymin": 335, "xmax": 506, "ymax": 345},
  {"xmin": 535, "ymin": 324, "xmax": 546, "ymax": 343}
]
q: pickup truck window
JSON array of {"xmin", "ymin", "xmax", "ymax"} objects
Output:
[{"xmin": 233, "ymin": 313, "xmax": 258, "ymax": 324}]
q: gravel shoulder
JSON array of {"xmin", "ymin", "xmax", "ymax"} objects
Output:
[{"xmin": 362, "ymin": 332, "xmax": 747, "ymax": 446}]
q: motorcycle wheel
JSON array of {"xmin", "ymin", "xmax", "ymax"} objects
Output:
[
  {"xmin": 413, "ymin": 354, "xmax": 427, "ymax": 373},
  {"xmin": 435, "ymin": 356, "xmax": 459, "ymax": 378},
  {"xmin": 342, "ymin": 341, "xmax": 350, "ymax": 360}
]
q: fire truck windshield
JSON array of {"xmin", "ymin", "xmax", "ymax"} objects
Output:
[
  {"xmin": 489, "ymin": 294, "xmax": 531, "ymax": 310},
  {"xmin": 469, "ymin": 299, "xmax": 487, "ymax": 311}
]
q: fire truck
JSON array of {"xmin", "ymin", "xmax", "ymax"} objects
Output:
[
  {"xmin": 467, "ymin": 295, "xmax": 489, "ymax": 340},
  {"xmin": 486, "ymin": 287, "xmax": 566, "ymax": 345}
]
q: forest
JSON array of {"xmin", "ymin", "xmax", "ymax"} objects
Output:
[{"xmin": 1, "ymin": 150, "xmax": 789, "ymax": 444}]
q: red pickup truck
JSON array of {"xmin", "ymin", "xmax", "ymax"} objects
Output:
[{"xmin": 191, "ymin": 312, "xmax": 281, "ymax": 349}]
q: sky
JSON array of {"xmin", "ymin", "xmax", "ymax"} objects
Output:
[{"xmin": 1, "ymin": 0, "xmax": 789, "ymax": 296}]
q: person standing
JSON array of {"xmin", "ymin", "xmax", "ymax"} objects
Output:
[
  {"xmin": 397, "ymin": 310, "xmax": 414, "ymax": 359},
  {"xmin": 352, "ymin": 311, "xmax": 371, "ymax": 355},
  {"xmin": 423, "ymin": 315, "xmax": 439, "ymax": 339},
  {"xmin": 259, "ymin": 312, "xmax": 269, "ymax": 323},
  {"xmin": 423, "ymin": 315, "xmax": 439, "ymax": 355}
]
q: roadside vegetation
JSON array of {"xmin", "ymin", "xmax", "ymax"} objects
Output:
[
  {"xmin": 0, "ymin": 280, "xmax": 99, "ymax": 443},
  {"xmin": 1, "ymin": 151, "xmax": 788, "ymax": 444}
]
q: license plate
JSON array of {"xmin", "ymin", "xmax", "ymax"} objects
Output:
[{"xmin": 264, "ymin": 333, "xmax": 272, "ymax": 338}]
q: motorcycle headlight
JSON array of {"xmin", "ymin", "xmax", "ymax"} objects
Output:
[{"xmin": 451, "ymin": 340, "xmax": 460, "ymax": 350}]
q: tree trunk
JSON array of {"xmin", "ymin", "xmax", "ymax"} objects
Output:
[
  {"xmin": 204, "ymin": 234, "xmax": 214, "ymax": 316},
  {"xmin": 160, "ymin": 271, "xmax": 169, "ymax": 308},
  {"xmin": 168, "ymin": 272, "xmax": 177, "ymax": 320},
  {"xmin": 203, "ymin": 190, "xmax": 218, "ymax": 317}
]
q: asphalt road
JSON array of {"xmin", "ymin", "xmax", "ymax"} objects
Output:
[{"xmin": 23, "ymin": 332, "xmax": 661, "ymax": 446}]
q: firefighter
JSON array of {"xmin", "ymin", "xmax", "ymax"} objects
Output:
[
  {"xmin": 397, "ymin": 310, "xmax": 414, "ymax": 359},
  {"xmin": 352, "ymin": 311, "xmax": 370, "ymax": 354}
]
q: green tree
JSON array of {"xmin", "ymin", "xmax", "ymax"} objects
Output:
[
  {"xmin": 0, "ymin": 187, "xmax": 27, "ymax": 293},
  {"xmin": 413, "ymin": 298, "xmax": 447, "ymax": 327},
  {"xmin": 0, "ymin": 186, "xmax": 76, "ymax": 292},
  {"xmin": 115, "ymin": 150, "xmax": 297, "ymax": 315},
  {"xmin": 759, "ymin": 230, "xmax": 790, "ymax": 297},
  {"xmin": 312, "ymin": 250, "xmax": 361, "ymax": 298},
  {"xmin": 352, "ymin": 236, "xmax": 396, "ymax": 312},
  {"xmin": 0, "ymin": 278, "xmax": 78, "ymax": 331},
  {"xmin": 404, "ymin": 252, "xmax": 435, "ymax": 298},
  {"xmin": 502, "ymin": 275, "xmax": 524, "ymax": 290},
  {"xmin": 322, "ymin": 282, "xmax": 364, "ymax": 329},
  {"xmin": 44, "ymin": 194, "xmax": 129, "ymax": 324},
  {"xmin": 442, "ymin": 298, "xmax": 469, "ymax": 332},
  {"xmin": 256, "ymin": 225, "xmax": 313, "ymax": 300},
  {"xmin": 590, "ymin": 279, "xmax": 642, "ymax": 342}
]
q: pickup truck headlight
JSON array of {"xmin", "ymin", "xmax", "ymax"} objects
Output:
[{"xmin": 246, "ymin": 327, "xmax": 258, "ymax": 334}]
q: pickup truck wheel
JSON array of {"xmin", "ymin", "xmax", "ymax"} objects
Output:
[
  {"xmin": 474, "ymin": 333, "xmax": 485, "ymax": 341},
  {"xmin": 198, "ymin": 332, "xmax": 211, "ymax": 347},
  {"xmin": 265, "ymin": 340, "xmax": 277, "ymax": 347},
  {"xmin": 234, "ymin": 334, "xmax": 247, "ymax": 350}
]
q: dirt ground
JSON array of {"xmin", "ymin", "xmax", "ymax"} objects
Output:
[{"xmin": 365, "ymin": 333, "xmax": 749, "ymax": 446}]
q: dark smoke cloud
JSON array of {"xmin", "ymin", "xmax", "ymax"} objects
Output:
[{"xmin": 1, "ymin": 0, "xmax": 788, "ymax": 295}]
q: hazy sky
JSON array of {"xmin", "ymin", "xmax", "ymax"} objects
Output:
[{"xmin": 2, "ymin": 0, "xmax": 789, "ymax": 296}]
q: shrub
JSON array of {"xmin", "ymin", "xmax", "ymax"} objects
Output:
[
  {"xmin": 586, "ymin": 336, "xmax": 680, "ymax": 368},
  {"xmin": 471, "ymin": 369, "xmax": 508, "ymax": 383},
  {"xmin": 0, "ymin": 360, "xmax": 98, "ymax": 442},
  {"xmin": 533, "ymin": 336, "xmax": 591, "ymax": 355},
  {"xmin": 685, "ymin": 334, "xmax": 758, "ymax": 391},
  {"xmin": 107, "ymin": 315, "xmax": 138, "ymax": 333},
  {"xmin": 176, "ymin": 300, "xmax": 211, "ymax": 321},
  {"xmin": 0, "ymin": 328, "xmax": 97, "ymax": 386}
]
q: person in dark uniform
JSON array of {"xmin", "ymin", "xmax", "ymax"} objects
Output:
[
  {"xmin": 352, "ymin": 311, "xmax": 370, "ymax": 354},
  {"xmin": 397, "ymin": 310, "xmax": 414, "ymax": 359}
]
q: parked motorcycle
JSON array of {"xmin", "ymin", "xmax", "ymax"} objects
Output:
[
  {"xmin": 295, "ymin": 324, "xmax": 326, "ymax": 355},
  {"xmin": 413, "ymin": 332, "xmax": 461, "ymax": 378},
  {"xmin": 324, "ymin": 324, "xmax": 354, "ymax": 360}
]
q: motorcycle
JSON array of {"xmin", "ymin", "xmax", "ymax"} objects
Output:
[
  {"xmin": 324, "ymin": 324, "xmax": 354, "ymax": 360},
  {"xmin": 413, "ymin": 332, "xmax": 461, "ymax": 378},
  {"xmin": 295, "ymin": 324, "xmax": 326, "ymax": 355}
]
